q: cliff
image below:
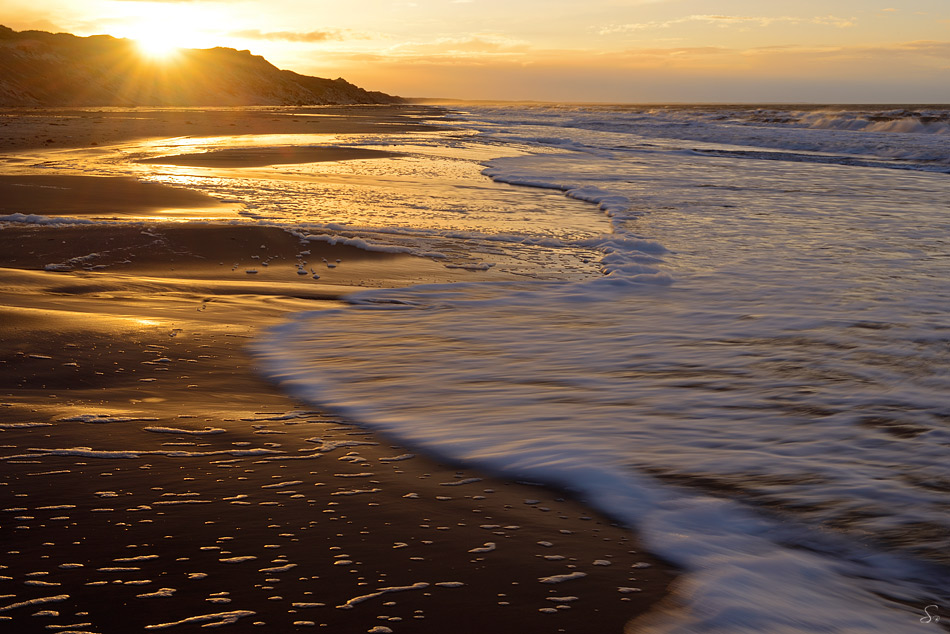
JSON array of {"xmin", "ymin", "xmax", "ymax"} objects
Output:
[{"xmin": 0, "ymin": 25, "xmax": 402, "ymax": 106}]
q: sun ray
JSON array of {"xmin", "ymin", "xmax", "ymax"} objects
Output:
[
  {"xmin": 113, "ymin": 4, "xmax": 218, "ymax": 62},
  {"xmin": 135, "ymin": 30, "xmax": 184, "ymax": 61}
]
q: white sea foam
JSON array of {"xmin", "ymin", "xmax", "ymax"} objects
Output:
[{"xmin": 253, "ymin": 104, "xmax": 950, "ymax": 633}]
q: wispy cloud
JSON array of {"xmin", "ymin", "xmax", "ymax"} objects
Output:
[
  {"xmin": 866, "ymin": 40, "xmax": 950, "ymax": 58},
  {"xmin": 600, "ymin": 14, "xmax": 856, "ymax": 35},
  {"xmin": 383, "ymin": 34, "xmax": 530, "ymax": 59},
  {"xmin": 230, "ymin": 29, "xmax": 349, "ymax": 42},
  {"xmin": 810, "ymin": 15, "xmax": 856, "ymax": 28}
]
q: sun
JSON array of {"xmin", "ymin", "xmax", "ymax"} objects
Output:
[
  {"xmin": 135, "ymin": 32, "xmax": 184, "ymax": 61},
  {"xmin": 119, "ymin": 8, "xmax": 211, "ymax": 62}
]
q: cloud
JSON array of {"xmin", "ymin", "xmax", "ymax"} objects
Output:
[
  {"xmin": 810, "ymin": 15, "xmax": 855, "ymax": 28},
  {"xmin": 298, "ymin": 35, "xmax": 950, "ymax": 103},
  {"xmin": 599, "ymin": 14, "xmax": 856, "ymax": 35},
  {"xmin": 860, "ymin": 40, "xmax": 950, "ymax": 58},
  {"xmin": 377, "ymin": 34, "xmax": 531, "ymax": 61},
  {"xmin": 230, "ymin": 29, "xmax": 348, "ymax": 43}
]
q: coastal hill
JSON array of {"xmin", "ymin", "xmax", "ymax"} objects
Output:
[{"xmin": 0, "ymin": 25, "xmax": 401, "ymax": 106}]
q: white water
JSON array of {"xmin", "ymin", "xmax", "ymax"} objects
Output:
[
  {"xmin": 245, "ymin": 104, "xmax": 950, "ymax": 632},
  {"xmin": 28, "ymin": 103, "xmax": 942, "ymax": 631}
]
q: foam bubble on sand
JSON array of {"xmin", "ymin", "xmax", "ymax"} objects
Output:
[
  {"xmin": 144, "ymin": 610, "xmax": 255, "ymax": 630},
  {"xmin": 468, "ymin": 543, "xmax": 496, "ymax": 553},
  {"xmin": 539, "ymin": 572, "xmax": 587, "ymax": 584},
  {"xmin": 152, "ymin": 500, "xmax": 213, "ymax": 505},
  {"xmin": 261, "ymin": 481, "xmax": 303, "ymax": 489},
  {"xmin": 143, "ymin": 427, "xmax": 227, "ymax": 435},
  {"xmin": 242, "ymin": 411, "xmax": 315, "ymax": 422},
  {"xmin": 136, "ymin": 588, "xmax": 176, "ymax": 598},
  {"xmin": 113, "ymin": 555, "xmax": 159, "ymax": 562},
  {"xmin": 258, "ymin": 564, "xmax": 297, "ymax": 573},
  {"xmin": 0, "ymin": 423, "xmax": 53, "ymax": 429},
  {"xmin": 59, "ymin": 415, "xmax": 160, "ymax": 424},
  {"xmin": 19, "ymin": 447, "xmax": 285, "ymax": 460},
  {"xmin": 337, "ymin": 583, "xmax": 430, "ymax": 610},
  {"xmin": 219, "ymin": 556, "xmax": 256, "ymax": 563},
  {"xmin": 307, "ymin": 439, "xmax": 378, "ymax": 453},
  {"xmin": 378, "ymin": 453, "xmax": 415, "ymax": 462},
  {"xmin": 0, "ymin": 595, "xmax": 70, "ymax": 613},
  {"xmin": 439, "ymin": 478, "xmax": 482, "ymax": 487},
  {"xmin": 330, "ymin": 489, "xmax": 381, "ymax": 497}
]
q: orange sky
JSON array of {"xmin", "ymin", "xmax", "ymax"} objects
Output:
[{"xmin": 3, "ymin": 0, "xmax": 949, "ymax": 102}]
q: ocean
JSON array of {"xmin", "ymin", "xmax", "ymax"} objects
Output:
[{"xmin": 141, "ymin": 104, "xmax": 949, "ymax": 631}]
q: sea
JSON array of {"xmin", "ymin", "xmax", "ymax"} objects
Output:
[{"xmin": 85, "ymin": 104, "xmax": 950, "ymax": 631}]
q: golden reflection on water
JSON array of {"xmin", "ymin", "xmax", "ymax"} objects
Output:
[
  {"xmin": 137, "ymin": 133, "xmax": 346, "ymax": 152},
  {"xmin": 3, "ymin": 130, "xmax": 609, "ymax": 276},
  {"xmin": 124, "ymin": 134, "xmax": 610, "ymax": 242}
]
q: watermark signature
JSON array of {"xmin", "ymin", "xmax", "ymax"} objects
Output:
[{"xmin": 921, "ymin": 605, "xmax": 941, "ymax": 624}]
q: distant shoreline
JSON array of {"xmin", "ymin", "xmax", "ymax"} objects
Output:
[{"xmin": 408, "ymin": 97, "xmax": 950, "ymax": 107}]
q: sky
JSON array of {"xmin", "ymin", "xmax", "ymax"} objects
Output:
[{"xmin": 2, "ymin": 0, "xmax": 949, "ymax": 103}]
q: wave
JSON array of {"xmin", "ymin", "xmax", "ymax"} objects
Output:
[{"xmin": 451, "ymin": 104, "xmax": 950, "ymax": 173}]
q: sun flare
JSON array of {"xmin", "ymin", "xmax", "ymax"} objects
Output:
[
  {"xmin": 119, "ymin": 6, "xmax": 216, "ymax": 62},
  {"xmin": 135, "ymin": 33, "xmax": 184, "ymax": 61}
]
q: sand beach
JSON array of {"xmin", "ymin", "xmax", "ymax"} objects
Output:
[{"xmin": 0, "ymin": 106, "xmax": 675, "ymax": 633}]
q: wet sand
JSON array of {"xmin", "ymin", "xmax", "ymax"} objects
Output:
[
  {"xmin": 0, "ymin": 105, "xmax": 443, "ymax": 152},
  {"xmin": 137, "ymin": 146, "xmax": 400, "ymax": 168},
  {"xmin": 0, "ymin": 107, "xmax": 676, "ymax": 633},
  {"xmin": 0, "ymin": 175, "xmax": 229, "ymax": 217}
]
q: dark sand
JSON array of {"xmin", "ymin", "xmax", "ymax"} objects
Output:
[
  {"xmin": 0, "ymin": 175, "xmax": 230, "ymax": 217},
  {"xmin": 0, "ymin": 106, "xmax": 676, "ymax": 633},
  {"xmin": 137, "ymin": 146, "xmax": 400, "ymax": 168},
  {"xmin": 0, "ymin": 105, "xmax": 443, "ymax": 152}
]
